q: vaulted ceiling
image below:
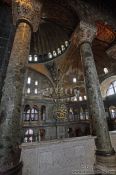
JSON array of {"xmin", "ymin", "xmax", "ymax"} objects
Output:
[{"xmin": 1, "ymin": 0, "xmax": 116, "ymax": 95}]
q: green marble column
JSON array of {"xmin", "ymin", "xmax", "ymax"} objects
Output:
[
  {"xmin": 76, "ymin": 22, "xmax": 115, "ymax": 155},
  {"xmin": 0, "ymin": 0, "xmax": 41, "ymax": 173},
  {"xmin": 80, "ymin": 42, "xmax": 114, "ymax": 154}
]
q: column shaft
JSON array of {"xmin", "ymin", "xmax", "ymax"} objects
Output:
[
  {"xmin": 0, "ymin": 27, "xmax": 15, "ymax": 103},
  {"xmin": 0, "ymin": 22, "xmax": 31, "ymax": 172},
  {"xmin": 80, "ymin": 42, "xmax": 114, "ymax": 154}
]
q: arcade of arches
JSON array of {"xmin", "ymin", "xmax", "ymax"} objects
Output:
[{"xmin": 0, "ymin": 0, "xmax": 116, "ymax": 174}]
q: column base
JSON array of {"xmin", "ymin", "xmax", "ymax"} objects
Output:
[
  {"xmin": 94, "ymin": 153, "xmax": 116, "ymax": 174},
  {"xmin": 0, "ymin": 162, "xmax": 23, "ymax": 175}
]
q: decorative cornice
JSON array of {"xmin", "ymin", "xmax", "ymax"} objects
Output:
[
  {"xmin": 72, "ymin": 21, "xmax": 97, "ymax": 46},
  {"xmin": 12, "ymin": 0, "xmax": 42, "ymax": 32}
]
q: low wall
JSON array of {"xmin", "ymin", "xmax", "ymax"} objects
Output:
[
  {"xmin": 21, "ymin": 136, "xmax": 96, "ymax": 175},
  {"xmin": 110, "ymin": 131, "xmax": 116, "ymax": 151}
]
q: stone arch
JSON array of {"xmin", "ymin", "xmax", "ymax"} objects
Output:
[{"xmin": 100, "ymin": 75, "xmax": 116, "ymax": 98}]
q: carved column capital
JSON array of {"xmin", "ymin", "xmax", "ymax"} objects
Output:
[
  {"xmin": 72, "ymin": 21, "xmax": 97, "ymax": 46},
  {"xmin": 12, "ymin": 0, "xmax": 42, "ymax": 32}
]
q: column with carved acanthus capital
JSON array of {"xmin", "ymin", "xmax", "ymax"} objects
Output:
[
  {"xmin": 12, "ymin": 0, "xmax": 42, "ymax": 32},
  {"xmin": 75, "ymin": 21, "xmax": 115, "ymax": 155},
  {"xmin": 72, "ymin": 21, "xmax": 97, "ymax": 46},
  {"xmin": 0, "ymin": 1, "xmax": 42, "ymax": 173}
]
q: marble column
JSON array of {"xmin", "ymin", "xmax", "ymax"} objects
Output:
[
  {"xmin": 0, "ymin": 0, "xmax": 41, "ymax": 172},
  {"xmin": 76, "ymin": 22, "xmax": 115, "ymax": 155}
]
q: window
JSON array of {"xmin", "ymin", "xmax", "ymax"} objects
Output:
[
  {"xmin": 57, "ymin": 48, "xmax": 61, "ymax": 55},
  {"xmin": 74, "ymin": 96, "xmax": 77, "ymax": 101},
  {"xmin": 84, "ymin": 96, "xmax": 87, "ymax": 100},
  {"xmin": 34, "ymin": 55, "xmax": 38, "ymax": 62},
  {"xmin": 27, "ymin": 77, "xmax": 31, "ymax": 84},
  {"xmin": 80, "ymin": 107, "xmax": 84, "ymax": 120},
  {"xmin": 73, "ymin": 78, "xmax": 77, "ymax": 83},
  {"xmin": 79, "ymin": 96, "xmax": 83, "ymax": 101},
  {"xmin": 27, "ymin": 88, "xmax": 31, "ymax": 94},
  {"xmin": 35, "ymin": 81, "xmax": 38, "ymax": 86},
  {"xmin": 53, "ymin": 50, "xmax": 57, "ymax": 57},
  {"xmin": 103, "ymin": 68, "xmax": 109, "ymax": 74},
  {"xmin": 85, "ymin": 110, "xmax": 89, "ymax": 120},
  {"xmin": 61, "ymin": 45, "xmax": 65, "ymax": 51},
  {"xmin": 48, "ymin": 52, "xmax": 52, "ymax": 59},
  {"xmin": 23, "ymin": 105, "xmax": 39, "ymax": 121},
  {"xmin": 65, "ymin": 41, "xmax": 69, "ymax": 47},
  {"xmin": 24, "ymin": 129, "xmax": 34, "ymax": 143},
  {"xmin": 41, "ymin": 105, "xmax": 46, "ymax": 120},
  {"xmin": 109, "ymin": 107, "xmax": 116, "ymax": 119},
  {"xmin": 34, "ymin": 88, "xmax": 38, "ymax": 94},
  {"xmin": 28, "ymin": 55, "xmax": 32, "ymax": 61},
  {"xmin": 106, "ymin": 81, "xmax": 116, "ymax": 96},
  {"xmin": 69, "ymin": 108, "xmax": 74, "ymax": 120}
]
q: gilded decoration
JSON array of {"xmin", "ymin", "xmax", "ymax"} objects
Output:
[{"xmin": 53, "ymin": 101, "xmax": 68, "ymax": 120}]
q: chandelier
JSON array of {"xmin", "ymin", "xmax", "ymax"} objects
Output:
[
  {"xmin": 39, "ymin": 84, "xmax": 80, "ymax": 120},
  {"xmin": 53, "ymin": 101, "xmax": 68, "ymax": 120},
  {"xmin": 40, "ymin": 85, "xmax": 80, "ymax": 103}
]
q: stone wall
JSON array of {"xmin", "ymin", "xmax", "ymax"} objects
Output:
[
  {"xmin": 110, "ymin": 131, "xmax": 116, "ymax": 151},
  {"xmin": 21, "ymin": 132, "xmax": 116, "ymax": 175},
  {"xmin": 21, "ymin": 136, "xmax": 96, "ymax": 175}
]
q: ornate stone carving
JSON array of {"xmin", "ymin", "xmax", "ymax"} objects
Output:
[
  {"xmin": 72, "ymin": 21, "xmax": 97, "ymax": 46},
  {"xmin": 12, "ymin": 0, "xmax": 42, "ymax": 32}
]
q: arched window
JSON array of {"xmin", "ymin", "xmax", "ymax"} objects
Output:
[
  {"xmin": 34, "ymin": 55, "xmax": 38, "ymax": 62},
  {"xmin": 23, "ymin": 105, "xmax": 39, "ymax": 121},
  {"xmin": 57, "ymin": 48, "xmax": 61, "ymax": 55},
  {"xmin": 69, "ymin": 108, "xmax": 74, "ymax": 121},
  {"xmin": 34, "ymin": 88, "xmax": 38, "ymax": 94},
  {"xmin": 84, "ymin": 96, "xmax": 87, "ymax": 100},
  {"xmin": 104, "ymin": 67, "xmax": 109, "ymax": 74},
  {"xmin": 35, "ymin": 80, "xmax": 38, "ymax": 86},
  {"xmin": 31, "ymin": 107, "xmax": 39, "ymax": 120},
  {"xmin": 61, "ymin": 45, "xmax": 65, "ymax": 51},
  {"xmin": 80, "ymin": 107, "xmax": 85, "ymax": 120},
  {"xmin": 48, "ymin": 52, "xmax": 52, "ymax": 59},
  {"xmin": 28, "ymin": 55, "xmax": 32, "ymax": 62},
  {"xmin": 73, "ymin": 77, "xmax": 77, "ymax": 83},
  {"xmin": 27, "ymin": 77, "xmax": 31, "ymax": 84},
  {"xmin": 41, "ymin": 105, "xmax": 46, "ymax": 120},
  {"xmin": 65, "ymin": 41, "xmax": 69, "ymax": 47},
  {"xmin": 85, "ymin": 110, "xmax": 89, "ymax": 120},
  {"xmin": 53, "ymin": 50, "xmax": 57, "ymax": 57},
  {"xmin": 109, "ymin": 106, "xmax": 116, "ymax": 120},
  {"xmin": 79, "ymin": 96, "xmax": 83, "ymax": 101},
  {"xmin": 24, "ymin": 129, "xmax": 34, "ymax": 142},
  {"xmin": 106, "ymin": 81, "xmax": 116, "ymax": 96}
]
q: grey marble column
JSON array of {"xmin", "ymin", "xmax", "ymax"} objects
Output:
[
  {"xmin": 80, "ymin": 42, "xmax": 114, "ymax": 154},
  {"xmin": 0, "ymin": 27, "xmax": 15, "ymax": 104},
  {"xmin": 0, "ymin": 22, "xmax": 31, "ymax": 172},
  {"xmin": 0, "ymin": 0, "xmax": 41, "ymax": 172},
  {"xmin": 76, "ymin": 22, "xmax": 114, "ymax": 155}
]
